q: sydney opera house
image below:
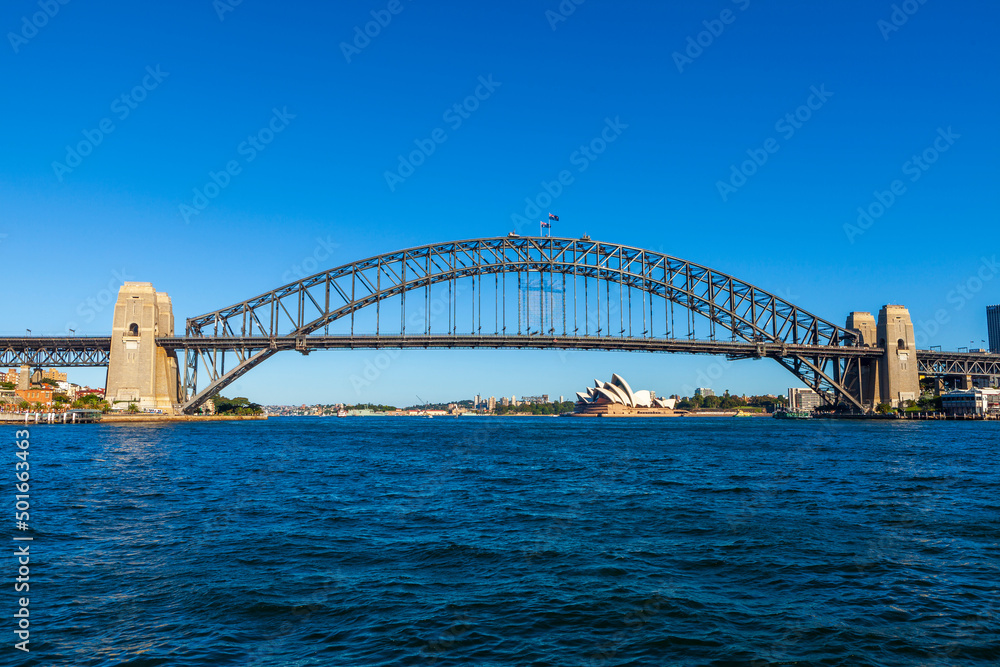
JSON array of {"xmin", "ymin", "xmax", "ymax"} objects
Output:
[{"xmin": 573, "ymin": 374, "xmax": 686, "ymax": 417}]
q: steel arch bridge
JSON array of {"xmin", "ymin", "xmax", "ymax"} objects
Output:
[{"xmin": 176, "ymin": 236, "xmax": 876, "ymax": 413}]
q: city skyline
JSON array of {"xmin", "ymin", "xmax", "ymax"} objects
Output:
[{"xmin": 4, "ymin": 0, "xmax": 998, "ymax": 406}]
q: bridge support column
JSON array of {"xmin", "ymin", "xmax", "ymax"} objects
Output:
[
  {"xmin": 876, "ymin": 305, "xmax": 920, "ymax": 408},
  {"xmin": 845, "ymin": 312, "xmax": 879, "ymax": 410},
  {"xmin": 105, "ymin": 283, "xmax": 181, "ymax": 414}
]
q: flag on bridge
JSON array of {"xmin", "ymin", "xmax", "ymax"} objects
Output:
[
  {"xmin": 540, "ymin": 221, "xmax": 551, "ymax": 228},
  {"xmin": 549, "ymin": 213, "xmax": 559, "ymax": 221}
]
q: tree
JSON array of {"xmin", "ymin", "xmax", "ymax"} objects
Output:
[
  {"xmin": 875, "ymin": 403, "xmax": 893, "ymax": 415},
  {"xmin": 126, "ymin": 403, "xmax": 140, "ymax": 413},
  {"xmin": 0, "ymin": 381, "xmax": 14, "ymax": 390}
]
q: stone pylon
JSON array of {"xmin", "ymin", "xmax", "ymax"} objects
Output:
[
  {"xmin": 845, "ymin": 305, "xmax": 921, "ymax": 410},
  {"xmin": 105, "ymin": 282, "xmax": 180, "ymax": 413},
  {"xmin": 876, "ymin": 305, "xmax": 920, "ymax": 408}
]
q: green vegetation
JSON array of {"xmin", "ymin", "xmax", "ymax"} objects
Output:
[
  {"xmin": 126, "ymin": 403, "xmax": 140, "ymax": 414},
  {"xmin": 37, "ymin": 378, "xmax": 60, "ymax": 387},
  {"xmin": 875, "ymin": 403, "xmax": 893, "ymax": 414},
  {"xmin": 675, "ymin": 392, "xmax": 786, "ymax": 411},
  {"xmin": 71, "ymin": 394, "xmax": 112, "ymax": 413},
  {"xmin": 494, "ymin": 401, "xmax": 575, "ymax": 415},
  {"xmin": 0, "ymin": 381, "xmax": 14, "ymax": 390},
  {"xmin": 344, "ymin": 403, "xmax": 398, "ymax": 412},
  {"xmin": 212, "ymin": 395, "xmax": 264, "ymax": 415}
]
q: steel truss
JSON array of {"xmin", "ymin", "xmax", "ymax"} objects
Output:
[
  {"xmin": 0, "ymin": 337, "xmax": 111, "ymax": 367},
  {"xmin": 918, "ymin": 351, "xmax": 1000, "ymax": 377},
  {"xmin": 180, "ymin": 236, "xmax": 870, "ymax": 413}
]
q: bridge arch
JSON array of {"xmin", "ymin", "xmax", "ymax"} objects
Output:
[{"xmin": 179, "ymin": 236, "xmax": 862, "ymax": 412}]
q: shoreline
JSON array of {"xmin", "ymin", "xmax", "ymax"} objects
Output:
[{"xmin": 0, "ymin": 413, "xmax": 266, "ymax": 424}]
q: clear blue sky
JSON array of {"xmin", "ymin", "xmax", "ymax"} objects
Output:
[{"xmin": 3, "ymin": 0, "xmax": 998, "ymax": 406}]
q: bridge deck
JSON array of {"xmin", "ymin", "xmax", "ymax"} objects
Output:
[{"xmin": 2, "ymin": 336, "xmax": 996, "ymax": 375}]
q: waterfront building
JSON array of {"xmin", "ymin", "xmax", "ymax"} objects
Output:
[
  {"xmin": 42, "ymin": 368, "xmax": 68, "ymax": 382},
  {"xmin": 941, "ymin": 388, "xmax": 1000, "ymax": 417},
  {"xmin": 788, "ymin": 388, "xmax": 823, "ymax": 412},
  {"xmin": 574, "ymin": 374, "xmax": 683, "ymax": 417},
  {"xmin": 695, "ymin": 388, "xmax": 715, "ymax": 398},
  {"xmin": 0, "ymin": 389, "xmax": 18, "ymax": 408},
  {"xmin": 16, "ymin": 387, "xmax": 54, "ymax": 407},
  {"xmin": 988, "ymin": 305, "xmax": 1000, "ymax": 353},
  {"xmin": 487, "ymin": 396, "xmax": 496, "ymax": 411}
]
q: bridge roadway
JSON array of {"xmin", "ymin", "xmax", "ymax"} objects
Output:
[{"xmin": 3, "ymin": 335, "xmax": 998, "ymax": 376}]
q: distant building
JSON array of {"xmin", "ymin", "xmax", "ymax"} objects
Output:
[
  {"xmin": 16, "ymin": 387, "xmax": 54, "ymax": 407},
  {"xmin": 76, "ymin": 387, "xmax": 105, "ymax": 399},
  {"xmin": 788, "ymin": 388, "xmax": 822, "ymax": 412},
  {"xmin": 941, "ymin": 388, "xmax": 1000, "ymax": 417},
  {"xmin": 500, "ymin": 396, "xmax": 510, "ymax": 407},
  {"xmin": 574, "ymin": 374, "xmax": 681, "ymax": 417},
  {"xmin": 42, "ymin": 368, "xmax": 67, "ymax": 382},
  {"xmin": 3, "ymin": 369, "xmax": 18, "ymax": 385},
  {"xmin": 487, "ymin": 396, "xmax": 496, "ymax": 411},
  {"xmin": 695, "ymin": 388, "xmax": 715, "ymax": 398},
  {"xmin": 988, "ymin": 305, "xmax": 1000, "ymax": 353}
]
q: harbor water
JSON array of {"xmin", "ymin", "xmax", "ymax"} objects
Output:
[{"xmin": 6, "ymin": 417, "xmax": 999, "ymax": 665}]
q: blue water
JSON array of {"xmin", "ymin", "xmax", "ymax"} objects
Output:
[{"xmin": 5, "ymin": 417, "xmax": 999, "ymax": 666}]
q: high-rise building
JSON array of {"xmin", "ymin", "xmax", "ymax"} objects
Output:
[
  {"xmin": 695, "ymin": 388, "xmax": 715, "ymax": 398},
  {"xmin": 988, "ymin": 305, "xmax": 1000, "ymax": 353},
  {"xmin": 788, "ymin": 388, "xmax": 822, "ymax": 412}
]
